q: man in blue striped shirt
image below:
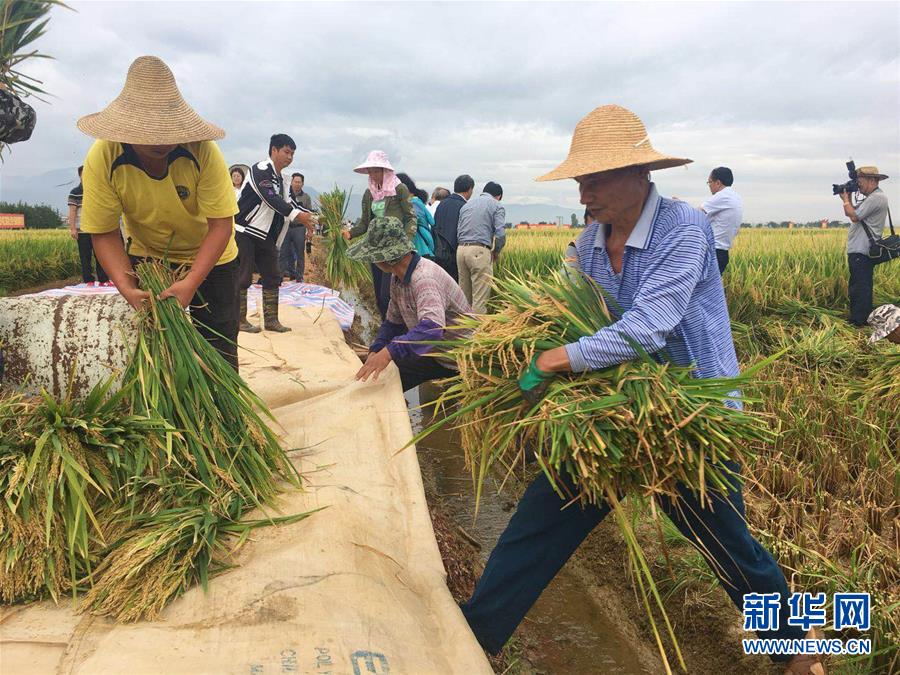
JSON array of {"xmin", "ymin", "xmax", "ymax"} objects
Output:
[{"xmin": 461, "ymin": 105, "xmax": 824, "ymax": 675}]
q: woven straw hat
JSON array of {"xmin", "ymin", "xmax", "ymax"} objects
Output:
[
  {"xmin": 77, "ymin": 56, "xmax": 224, "ymax": 144},
  {"xmin": 536, "ymin": 104, "xmax": 691, "ymax": 182},
  {"xmin": 857, "ymin": 166, "xmax": 889, "ymax": 181}
]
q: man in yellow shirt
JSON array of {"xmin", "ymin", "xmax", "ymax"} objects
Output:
[{"xmin": 77, "ymin": 56, "xmax": 241, "ymax": 370}]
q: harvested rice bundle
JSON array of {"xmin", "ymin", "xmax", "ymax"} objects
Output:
[
  {"xmin": 419, "ymin": 270, "xmax": 772, "ymax": 510},
  {"xmin": 0, "ymin": 382, "xmax": 167, "ymax": 603},
  {"xmin": 82, "ymin": 487, "xmax": 315, "ymax": 622},
  {"xmin": 413, "ymin": 270, "xmax": 774, "ymax": 673},
  {"xmin": 2, "ymin": 261, "xmax": 314, "ymax": 621},
  {"xmin": 124, "ymin": 260, "xmax": 300, "ymax": 508},
  {"xmin": 319, "ymin": 186, "xmax": 369, "ymax": 290}
]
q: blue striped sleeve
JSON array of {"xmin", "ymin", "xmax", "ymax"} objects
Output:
[{"xmin": 565, "ymin": 223, "xmax": 709, "ymax": 372}]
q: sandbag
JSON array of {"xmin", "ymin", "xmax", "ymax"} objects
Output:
[{"xmin": 0, "ymin": 305, "xmax": 492, "ymax": 675}]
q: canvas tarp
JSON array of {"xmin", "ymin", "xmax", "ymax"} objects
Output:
[{"xmin": 0, "ymin": 303, "xmax": 492, "ymax": 675}]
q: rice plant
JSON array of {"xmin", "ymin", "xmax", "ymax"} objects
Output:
[{"xmin": 318, "ymin": 186, "xmax": 369, "ymax": 290}]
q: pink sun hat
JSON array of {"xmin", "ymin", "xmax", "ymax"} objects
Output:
[{"xmin": 354, "ymin": 150, "xmax": 395, "ymax": 174}]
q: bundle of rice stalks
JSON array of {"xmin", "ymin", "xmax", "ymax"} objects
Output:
[
  {"xmin": 2, "ymin": 261, "xmax": 314, "ymax": 621},
  {"xmin": 0, "ymin": 380, "xmax": 168, "ymax": 603},
  {"xmin": 413, "ymin": 270, "xmax": 775, "ymax": 673},
  {"xmin": 318, "ymin": 186, "xmax": 369, "ymax": 290},
  {"xmin": 125, "ymin": 260, "xmax": 299, "ymax": 508},
  {"xmin": 82, "ymin": 486, "xmax": 314, "ymax": 621}
]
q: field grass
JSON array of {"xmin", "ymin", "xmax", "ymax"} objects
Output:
[
  {"xmin": 497, "ymin": 226, "xmax": 899, "ymax": 672},
  {"xmin": 0, "ymin": 229, "xmax": 79, "ymax": 295}
]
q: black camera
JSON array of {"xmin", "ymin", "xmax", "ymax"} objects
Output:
[{"xmin": 832, "ymin": 160, "xmax": 858, "ymax": 195}]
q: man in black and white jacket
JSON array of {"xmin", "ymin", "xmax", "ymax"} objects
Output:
[{"xmin": 235, "ymin": 133, "xmax": 317, "ymax": 333}]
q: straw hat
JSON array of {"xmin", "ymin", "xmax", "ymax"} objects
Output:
[
  {"xmin": 77, "ymin": 56, "xmax": 224, "ymax": 145},
  {"xmin": 354, "ymin": 150, "xmax": 395, "ymax": 174},
  {"xmin": 536, "ymin": 104, "xmax": 691, "ymax": 182},
  {"xmin": 857, "ymin": 166, "xmax": 889, "ymax": 181}
]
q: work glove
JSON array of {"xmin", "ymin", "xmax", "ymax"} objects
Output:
[{"xmin": 518, "ymin": 354, "xmax": 554, "ymax": 406}]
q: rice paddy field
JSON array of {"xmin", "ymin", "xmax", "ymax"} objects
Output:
[
  {"xmin": 0, "ymin": 230, "xmax": 80, "ymax": 295},
  {"xmin": 497, "ymin": 227, "xmax": 899, "ymax": 673}
]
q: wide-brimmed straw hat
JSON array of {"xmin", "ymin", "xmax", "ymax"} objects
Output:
[
  {"xmin": 536, "ymin": 104, "xmax": 691, "ymax": 182},
  {"xmin": 857, "ymin": 166, "xmax": 889, "ymax": 181},
  {"xmin": 77, "ymin": 56, "xmax": 224, "ymax": 145},
  {"xmin": 228, "ymin": 163, "xmax": 250, "ymax": 178},
  {"xmin": 867, "ymin": 304, "xmax": 900, "ymax": 343},
  {"xmin": 354, "ymin": 150, "xmax": 395, "ymax": 174},
  {"xmin": 347, "ymin": 216, "xmax": 413, "ymax": 263}
]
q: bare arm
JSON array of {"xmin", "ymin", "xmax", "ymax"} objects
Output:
[
  {"xmin": 91, "ymin": 230, "xmax": 149, "ymax": 309},
  {"xmin": 158, "ymin": 217, "xmax": 233, "ymax": 307},
  {"xmin": 67, "ymin": 205, "xmax": 78, "ymax": 239},
  {"xmin": 841, "ymin": 197, "xmax": 859, "ymax": 223}
]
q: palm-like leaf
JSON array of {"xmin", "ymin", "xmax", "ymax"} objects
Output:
[{"xmin": 0, "ymin": 0, "xmax": 69, "ymax": 98}]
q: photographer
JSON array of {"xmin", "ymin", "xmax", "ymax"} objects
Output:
[{"xmin": 838, "ymin": 166, "xmax": 889, "ymax": 326}]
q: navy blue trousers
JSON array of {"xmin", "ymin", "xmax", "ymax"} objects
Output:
[{"xmin": 461, "ymin": 465, "xmax": 804, "ymax": 662}]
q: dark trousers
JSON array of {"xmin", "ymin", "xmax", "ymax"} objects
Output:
[
  {"xmin": 461, "ymin": 464, "xmax": 804, "ymax": 662},
  {"xmin": 77, "ymin": 232, "xmax": 108, "ymax": 283},
  {"xmin": 435, "ymin": 255, "xmax": 459, "ymax": 283},
  {"xmin": 129, "ymin": 256, "xmax": 239, "ymax": 371},
  {"xmin": 278, "ymin": 227, "xmax": 306, "ymax": 281},
  {"xmin": 394, "ymin": 355, "xmax": 456, "ymax": 392},
  {"xmin": 371, "ymin": 263, "xmax": 392, "ymax": 320},
  {"xmin": 715, "ymin": 248, "xmax": 729, "ymax": 274},
  {"xmin": 237, "ymin": 231, "xmax": 281, "ymax": 291},
  {"xmin": 848, "ymin": 253, "xmax": 875, "ymax": 326}
]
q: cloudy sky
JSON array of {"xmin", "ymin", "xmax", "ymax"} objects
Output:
[{"xmin": 2, "ymin": 1, "xmax": 899, "ymax": 222}]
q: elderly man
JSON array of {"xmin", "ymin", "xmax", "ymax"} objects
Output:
[
  {"xmin": 461, "ymin": 105, "xmax": 825, "ymax": 675},
  {"xmin": 78, "ymin": 56, "xmax": 241, "ymax": 370},
  {"xmin": 839, "ymin": 166, "xmax": 891, "ymax": 326},
  {"xmin": 347, "ymin": 216, "xmax": 471, "ymax": 392},
  {"xmin": 456, "ymin": 181, "xmax": 506, "ymax": 313}
]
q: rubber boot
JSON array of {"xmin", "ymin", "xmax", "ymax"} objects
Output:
[
  {"xmin": 238, "ymin": 289, "xmax": 261, "ymax": 333},
  {"xmin": 263, "ymin": 288, "xmax": 291, "ymax": 332}
]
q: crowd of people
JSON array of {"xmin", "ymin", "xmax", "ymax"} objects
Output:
[{"xmin": 65, "ymin": 55, "xmax": 899, "ymax": 675}]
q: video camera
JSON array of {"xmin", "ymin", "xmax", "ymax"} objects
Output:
[{"xmin": 832, "ymin": 160, "xmax": 859, "ymax": 196}]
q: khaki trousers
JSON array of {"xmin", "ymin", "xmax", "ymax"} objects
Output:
[{"xmin": 456, "ymin": 244, "xmax": 493, "ymax": 314}]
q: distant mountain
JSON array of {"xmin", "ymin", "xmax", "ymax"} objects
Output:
[{"xmin": 0, "ymin": 168, "xmax": 581, "ymax": 227}]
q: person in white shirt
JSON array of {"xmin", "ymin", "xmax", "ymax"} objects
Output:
[
  {"xmin": 701, "ymin": 167, "xmax": 743, "ymax": 274},
  {"xmin": 427, "ymin": 186, "xmax": 450, "ymax": 217}
]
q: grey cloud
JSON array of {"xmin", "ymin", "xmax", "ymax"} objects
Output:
[{"xmin": 1, "ymin": 1, "xmax": 897, "ymax": 223}]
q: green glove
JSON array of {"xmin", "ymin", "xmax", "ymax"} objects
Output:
[{"xmin": 518, "ymin": 355, "xmax": 554, "ymax": 405}]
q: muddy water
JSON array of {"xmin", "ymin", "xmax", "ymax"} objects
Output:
[{"xmin": 406, "ymin": 387, "xmax": 653, "ymax": 675}]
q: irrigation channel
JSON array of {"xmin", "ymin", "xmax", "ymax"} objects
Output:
[{"xmin": 406, "ymin": 384, "xmax": 655, "ymax": 674}]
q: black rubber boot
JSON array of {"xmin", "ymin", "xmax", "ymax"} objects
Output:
[
  {"xmin": 263, "ymin": 288, "xmax": 291, "ymax": 332},
  {"xmin": 238, "ymin": 289, "xmax": 261, "ymax": 333}
]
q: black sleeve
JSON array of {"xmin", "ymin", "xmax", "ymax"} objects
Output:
[{"xmin": 250, "ymin": 164, "xmax": 295, "ymax": 218}]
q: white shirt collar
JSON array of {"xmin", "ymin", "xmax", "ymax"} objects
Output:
[{"xmin": 592, "ymin": 183, "xmax": 660, "ymax": 250}]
